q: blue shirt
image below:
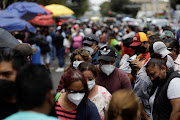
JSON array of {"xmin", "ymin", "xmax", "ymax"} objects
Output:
[
  {"xmin": 31, "ymin": 45, "xmax": 41, "ymax": 64},
  {"xmin": 4, "ymin": 111, "xmax": 59, "ymax": 120}
]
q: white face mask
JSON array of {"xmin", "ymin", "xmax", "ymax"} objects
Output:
[
  {"xmin": 73, "ymin": 61, "xmax": 83, "ymax": 69},
  {"xmin": 67, "ymin": 93, "xmax": 85, "ymax": 106},
  {"xmin": 83, "ymin": 46, "xmax": 94, "ymax": 55},
  {"xmin": 100, "ymin": 65, "xmax": 115, "ymax": 76},
  {"xmin": 87, "ymin": 80, "xmax": 96, "ymax": 90}
]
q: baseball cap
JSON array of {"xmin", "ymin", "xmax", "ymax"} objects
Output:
[
  {"xmin": 82, "ymin": 34, "xmax": 100, "ymax": 46},
  {"xmin": 97, "ymin": 45, "xmax": 117, "ymax": 62},
  {"xmin": 130, "ymin": 32, "xmax": 149, "ymax": 46},
  {"xmin": 15, "ymin": 43, "xmax": 38, "ymax": 57},
  {"xmin": 159, "ymin": 30, "xmax": 175, "ymax": 39},
  {"xmin": 153, "ymin": 41, "xmax": 171, "ymax": 58}
]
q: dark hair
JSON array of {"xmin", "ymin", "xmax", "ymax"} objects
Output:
[
  {"xmin": 164, "ymin": 38, "xmax": 179, "ymax": 54},
  {"xmin": 149, "ymin": 35, "xmax": 162, "ymax": 43},
  {"xmin": 123, "ymin": 38, "xmax": 133, "ymax": 48},
  {"xmin": 146, "ymin": 53, "xmax": 166, "ymax": 69},
  {"xmin": 0, "ymin": 48, "xmax": 28, "ymax": 71},
  {"xmin": 61, "ymin": 68, "xmax": 89, "ymax": 103},
  {"xmin": 127, "ymin": 25, "xmax": 135, "ymax": 31},
  {"xmin": 78, "ymin": 62, "xmax": 98, "ymax": 78},
  {"xmin": 16, "ymin": 64, "xmax": 52, "ymax": 110}
]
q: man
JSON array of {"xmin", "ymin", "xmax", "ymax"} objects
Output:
[
  {"xmin": 164, "ymin": 38, "xmax": 180, "ymax": 71},
  {"xmin": 133, "ymin": 41, "xmax": 175, "ymax": 120},
  {"xmin": 96, "ymin": 45, "xmax": 132, "ymax": 94},
  {"xmin": 129, "ymin": 32, "xmax": 150, "ymax": 76},
  {"xmin": 15, "ymin": 43, "xmax": 38, "ymax": 62},
  {"xmin": 121, "ymin": 25, "xmax": 136, "ymax": 40},
  {"xmin": 160, "ymin": 30, "xmax": 175, "ymax": 40},
  {"xmin": 0, "ymin": 48, "xmax": 28, "ymax": 119},
  {"xmin": 82, "ymin": 34, "xmax": 100, "ymax": 65},
  {"xmin": 4, "ymin": 64, "xmax": 59, "ymax": 120}
]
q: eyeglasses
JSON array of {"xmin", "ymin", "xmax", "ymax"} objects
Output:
[{"xmin": 67, "ymin": 89, "xmax": 86, "ymax": 94}]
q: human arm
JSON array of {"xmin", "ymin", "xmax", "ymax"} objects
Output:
[
  {"xmin": 167, "ymin": 78, "xmax": 180, "ymax": 120},
  {"xmin": 140, "ymin": 103, "xmax": 151, "ymax": 120},
  {"xmin": 170, "ymin": 98, "xmax": 180, "ymax": 120},
  {"xmin": 133, "ymin": 68, "xmax": 152, "ymax": 119}
]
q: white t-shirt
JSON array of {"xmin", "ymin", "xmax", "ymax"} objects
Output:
[{"xmin": 149, "ymin": 77, "xmax": 180, "ymax": 120}]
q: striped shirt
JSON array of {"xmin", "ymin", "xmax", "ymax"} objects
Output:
[{"xmin": 55, "ymin": 102, "xmax": 77, "ymax": 120}]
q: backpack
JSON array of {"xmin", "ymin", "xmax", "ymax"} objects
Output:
[{"xmin": 37, "ymin": 39, "xmax": 50, "ymax": 54}]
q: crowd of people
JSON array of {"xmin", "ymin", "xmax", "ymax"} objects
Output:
[{"xmin": 1, "ymin": 21, "xmax": 180, "ymax": 120}]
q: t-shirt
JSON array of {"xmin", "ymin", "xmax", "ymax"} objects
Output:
[
  {"xmin": 90, "ymin": 86, "xmax": 111, "ymax": 120},
  {"xmin": 96, "ymin": 67, "xmax": 132, "ymax": 94},
  {"xmin": 55, "ymin": 102, "xmax": 77, "ymax": 120},
  {"xmin": 4, "ymin": 111, "xmax": 59, "ymax": 120},
  {"xmin": 73, "ymin": 35, "xmax": 83, "ymax": 48},
  {"xmin": 149, "ymin": 77, "xmax": 180, "ymax": 119},
  {"xmin": 31, "ymin": 45, "xmax": 41, "ymax": 64}
]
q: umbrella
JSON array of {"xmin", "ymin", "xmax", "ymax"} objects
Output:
[
  {"xmin": 0, "ymin": 11, "xmax": 36, "ymax": 33},
  {"xmin": 45, "ymin": 4, "xmax": 74, "ymax": 16},
  {"xmin": 5, "ymin": 1, "xmax": 48, "ymax": 21},
  {"xmin": 0, "ymin": 27, "xmax": 19, "ymax": 48},
  {"xmin": 29, "ymin": 15, "xmax": 55, "ymax": 26}
]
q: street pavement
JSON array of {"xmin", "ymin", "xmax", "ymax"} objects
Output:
[{"xmin": 49, "ymin": 54, "xmax": 70, "ymax": 91}]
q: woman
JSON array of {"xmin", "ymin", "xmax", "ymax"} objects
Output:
[
  {"xmin": 78, "ymin": 62, "xmax": 111, "ymax": 120},
  {"xmin": 106, "ymin": 90, "xmax": 139, "ymax": 120},
  {"xmin": 55, "ymin": 69, "xmax": 101, "ymax": 120},
  {"xmin": 146, "ymin": 53, "xmax": 180, "ymax": 120},
  {"xmin": 72, "ymin": 30, "xmax": 83, "ymax": 51},
  {"xmin": 64, "ymin": 48, "xmax": 92, "ymax": 72}
]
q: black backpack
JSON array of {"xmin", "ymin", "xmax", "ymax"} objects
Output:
[{"xmin": 37, "ymin": 39, "xmax": 50, "ymax": 55}]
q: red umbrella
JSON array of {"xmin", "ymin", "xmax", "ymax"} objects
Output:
[
  {"xmin": 29, "ymin": 5, "xmax": 55, "ymax": 26},
  {"xmin": 30, "ymin": 15, "xmax": 55, "ymax": 26}
]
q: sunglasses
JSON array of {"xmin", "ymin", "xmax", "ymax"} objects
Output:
[{"xmin": 67, "ymin": 89, "xmax": 86, "ymax": 94}]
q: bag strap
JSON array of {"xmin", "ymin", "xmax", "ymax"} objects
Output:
[{"xmin": 55, "ymin": 92, "xmax": 61, "ymax": 102}]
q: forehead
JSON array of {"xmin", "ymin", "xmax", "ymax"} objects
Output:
[
  {"xmin": 0, "ymin": 61, "xmax": 14, "ymax": 71},
  {"xmin": 82, "ymin": 70, "xmax": 95, "ymax": 77},
  {"xmin": 146, "ymin": 65, "xmax": 160, "ymax": 74},
  {"xmin": 68, "ymin": 80, "xmax": 85, "ymax": 91}
]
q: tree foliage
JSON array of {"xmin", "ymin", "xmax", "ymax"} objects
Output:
[
  {"xmin": 170, "ymin": 0, "xmax": 180, "ymax": 10},
  {"xmin": 100, "ymin": 0, "xmax": 139, "ymax": 17},
  {"xmin": 2, "ymin": 0, "xmax": 88, "ymax": 17},
  {"xmin": 100, "ymin": 1, "xmax": 110, "ymax": 16}
]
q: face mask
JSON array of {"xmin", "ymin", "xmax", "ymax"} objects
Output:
[
  {"xmin": 135, "ymin": 46, "xmax": 146, "ymax": 54},
  {"xmin": 101, "ymin": 65, "xmax": 115, "ymax": 76},
  {"xmin": 83, "ymin": 46, "xmax": 94, "ymax": 55},
  {"xmin": 0, "ymin": 79, "xmax": 16, "ymax": 99},
  {"xmin": 73, "ymin": 61, "xmax": 83, "ymax": 69},
  {"xmin": 67, "ymin": 93, "xmax": 85, "ymax": 106},
  {"xmin": 87, "ymin": 80, "xmax": 95, "ymax": 90}
]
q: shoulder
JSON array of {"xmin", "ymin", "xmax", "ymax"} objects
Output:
[
  {"xmin": 98, "ymin": 86, "xmax": 112, "ymax": 99},
  {"xmin": 167, "ymin": 77, "xmax": 180, "ymax": 99}
]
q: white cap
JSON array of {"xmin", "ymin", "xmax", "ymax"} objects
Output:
[{"xmin": 153, "ymin": 41, "xmax": 171, "ymax": 58}]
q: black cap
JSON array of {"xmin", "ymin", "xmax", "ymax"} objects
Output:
[
  {"xmin": 97, "ymin": 45, "xmax": 117, "ymax": 62},
  {"xmin": 82, "ymin": 34, "xmax": 100, "ymax": 46}
]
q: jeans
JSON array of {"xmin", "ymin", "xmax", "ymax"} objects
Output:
[{"xmin": 56, "ymin": 47, "xmax": 65, "ymax": 67}]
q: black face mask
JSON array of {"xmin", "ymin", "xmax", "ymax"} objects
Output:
[
  {"xmin": 152, "ymin": 76, "xmax": 161, "ymax": 85},
  {"xmin": 135, "ymin": 46, "xmax": 146, "ymax": 54},
  {"xmin": 0, "ymin": 79, "xmax": 16, "ymax": 99}
]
